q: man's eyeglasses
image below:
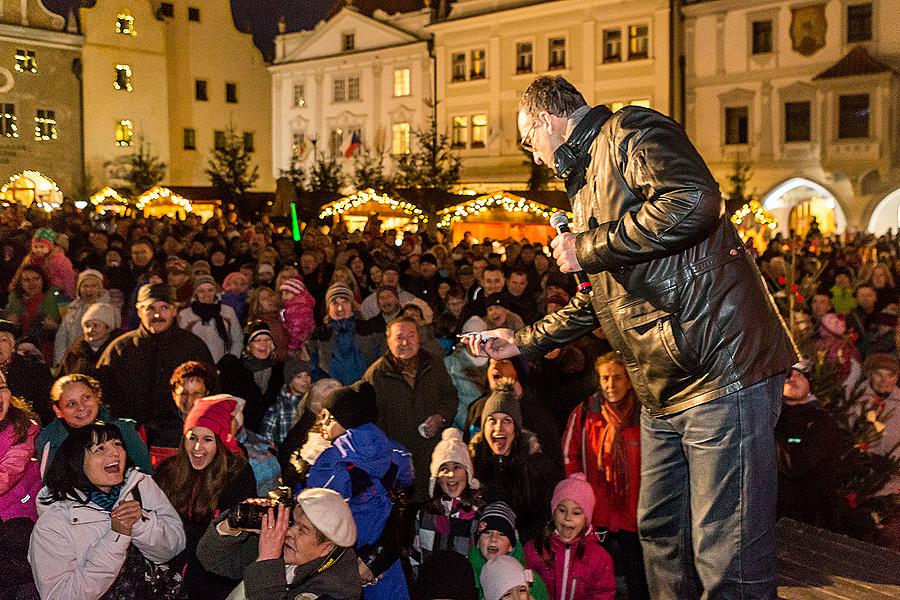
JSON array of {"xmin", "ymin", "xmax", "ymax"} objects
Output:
[{"xmin": 520, "ymin": 120, "xmax": 539, "ymax": 152}]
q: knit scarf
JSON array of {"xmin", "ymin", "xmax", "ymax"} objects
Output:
[
  {"xmin": 597, "ymin": 391, "xmax": 635, "ymax": 509},
  {"xmin": 244, "ymin": 354, "xmax": 276, "ymax": 392},
  {"xmin": 434, "ymin": 497, "xmax": 478, "ymax": 537},
  {"xmin": 191, "ymin": 300, "xmax": 232, "ymax": 352},
  {"xmin": 88, "ymin": 483, "xmax": 124, "ymax": 511}
]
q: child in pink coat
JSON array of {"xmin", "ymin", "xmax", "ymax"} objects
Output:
[
  {"xmin": 280, "ymin": 276, "xmax": 315, "ymax": 355},
  {"xmin": 14, "ymin": 228, "xmax": 76, "ymax": 299},
  {"xmin": 524, "ymin": 473, "xmax": 616, "ymax": 600}
]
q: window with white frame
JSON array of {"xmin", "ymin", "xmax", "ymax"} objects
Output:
[
  {"xmin": 214, "ymin": 130, "xmax": 226, "ymax": 151},
  {"xmin": 751, "ymin": 20, "xmax": 773, "ymax": 54},
  {"xmin": 34, "ymin": 109, "xmax": 57, "ymax": 141},
  {"xmin": 548, "ymin": 38, "xmax": 566, "ymax": 69},
  {"xmin": 394, "ymin": 68, "xmax": 411, "ymax": 97},
  {"xmin": 15, "ymin": 50, "xmax": 36, "ymax": 73},
  {"xmin": 516, "ymin": 42, "xmax": 533, "ymax": 74},
  {"xmin": 183, "ymin": 128, "xmax": 196, "ymax": 150},
  {"xmin": 471, "ymin": 114, "xmax": 487, "ymax": 147},
  {"xmin": 602, "ymin": 29, "xmax": 621, "ymax": 62},
  {"xmin": 292, "ymin": 131, "xmax": 306, "ymax": 156},
  {"xmin": 333, "ymin": 79, "xmax": 345, "ymax": 103},
  {"xmin": 628, "ymin": 24, "xmax": 649, "ymax": 60},
  {"xmin": 451, "ymin": 116, "xmax": 468, "ymax": 148},
  {"xmin": 1, "ymin": 104, "xmax": 18, "ymax": 138},
  {"xmin": 451, "ymin": 53, "xmax": 466, "ymax": 81},
  {"xmin": 392, "ymin": 122, "xmax": 410, "ymax": 154},
  {"xmin": 342, "ymin": 32, "xmax": 355, "ymax": 52},
  {"xmin": 347, "ymin": 77, "xmax": 360, "ymax": 101},
  {"xmin": 115, "ymin": 119, "xmax": 134, "ymax": 146},
  {"xmin": 293, "ymin": 84, "xmax": 306, "ymax": 108},
  {"xmin": 470, "ymin": 49, "xmax": 486, "ymax": 79}
]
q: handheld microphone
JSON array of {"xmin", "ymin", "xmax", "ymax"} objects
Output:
[{"xmin": 550, "ymin": 211, "xmax": 592, "ymax": 293}]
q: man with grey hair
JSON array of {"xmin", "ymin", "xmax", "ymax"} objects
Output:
[{"xmin": 468, "ymin": 75, "xmax": 796, "ymax": 599}]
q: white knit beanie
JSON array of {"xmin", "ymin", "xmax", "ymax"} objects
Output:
[
  {"xmin": 480, "ymin": 555, "xmax": 529, "ymax": 600},
  {"xmin": 77, "ymin": 269, "xmax": 105, "ymax": 297},
  {"xmin": 429, "ymin": 428, "xmax": 480, "ymax": 496},
  {"xmin": 81, "ymin": 302, "xmax": 121, "ymax": 330}
]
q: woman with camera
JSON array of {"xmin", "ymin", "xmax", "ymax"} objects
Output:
[
  {"xmin": 156, "ymin": 395, "xmax": 257, "ymax": 600},
  {"xmin": 28, "ymin": 421, "xmax": 185, "ymax": 600}
]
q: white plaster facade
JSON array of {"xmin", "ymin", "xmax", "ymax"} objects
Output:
[
  {"xmin": 81, "ymin": 0, "xmax": 273, "ymax": 192},
  {"xmin": 428, "ymin": 0, "xmax": 677, "ymax": 190},
  {"xmin": 683, "ymin": 0, "xmax": 900, "ymax": 234},
  {"xmin": 270, "ymin": 6, "xmax": 432, "ymax": 183}
]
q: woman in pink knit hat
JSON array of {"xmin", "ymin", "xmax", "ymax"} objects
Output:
[
  {"xmin": 524, "ymin": 474, "xmax": 615, "ymax": 600},
  {"xmin": 156, "ymin": 395, "xmax": 257, "ymax": 600}
]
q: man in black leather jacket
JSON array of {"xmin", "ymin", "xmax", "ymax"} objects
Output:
[{"xmin": 467, "ymin": 76, "xmax": 797, "ymax": 599}]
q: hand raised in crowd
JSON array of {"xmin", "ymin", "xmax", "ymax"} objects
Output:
[
  {"xmin": 110, "ymin": 499, "xmax": 142, "ymax": 536},
  {"xmin": 257, "ymin": 504, "xmax": 290, "ymax": 562},
  {"xmin": 463, "ymin": 328, "xmax": 520, "ymax": 360},
  {"xmin": 420, "ymin": 414, "xmax": 447, "ymax": 438},
  {"xmin": 550, "ymin": 231, "xmax": 583, "ymax": 273}
]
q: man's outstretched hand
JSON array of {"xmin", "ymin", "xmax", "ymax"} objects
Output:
[{"xmin": 463, "ymin": 328, "xmax": 521, "ymax": 359}]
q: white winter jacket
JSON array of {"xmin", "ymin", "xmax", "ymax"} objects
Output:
[{"xmin": 28, "ymin": 468, "xmax": 186, "ymax": 600}]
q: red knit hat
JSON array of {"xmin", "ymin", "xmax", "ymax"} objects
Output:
[{"xmin": 183, "ymin": 395, "xmax": 239, "ymax": 453}]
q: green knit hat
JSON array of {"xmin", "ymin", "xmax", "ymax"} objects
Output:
[{"xmin": 32, "ymin": 227, "xmax": 57, "ymax": 247}]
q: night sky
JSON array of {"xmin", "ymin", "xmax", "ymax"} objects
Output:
[{"xmin": 42, "ymin": 0, "xmax": 337, "ymax": 60}]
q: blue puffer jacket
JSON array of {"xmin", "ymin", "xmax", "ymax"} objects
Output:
[{"xmin": 306, "ymin": 423, "xmax": 412, "ymax": 546}]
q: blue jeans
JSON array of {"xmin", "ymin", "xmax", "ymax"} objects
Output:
[{"xmin": 637, "ymin": 375, "xmax": 784, "ymax": 600}]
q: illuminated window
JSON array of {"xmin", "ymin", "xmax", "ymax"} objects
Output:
[
  {"xmin": 348, "ymin": 77, "xmax": 360, "ymax": 101},
  {"xmin": 15, "ymin": 50, "xmax": 36, "ymax": 73},
  {"xmin": 226, "ymin": 82, "xmax": 237, "ymax": 103},
  {"xmin": 214, "ymin": 130, "xmax": 226, "ymax": 151},
  {"xmin": 292, "ymin": 131, "xmax": 306, "ymax": 156},
  {"xmin": 293, "ymin": 84, "xmax": 305, "ymax": 107},
  {"xmin": 602, "ymin": 29, "xmax": 621, "ymax": 62},
  {"xmin": 183, "ymin": 128, "xmax": 196, "ymax": 150},
  {"xmin": 628, "ymin": 24, "xmax": 649, "ymax": 60},
  {"xmin": 393, "ymin": 68, "xmax": 410, "ymax": 97},
  {"xmin": 34, "ymin": 110, "xmax": 57, "ymax": 141},
  {"xmin": 116, "ymin": 12, "xmax": 136, "ymax": 35},
  {"xmin": 114, "ymin": 65, "xmax": 133, "ymax": 91},
  {"xmin": 471, "ymin": 114, "xmax": 487, "ymax": 147},
  {"xmin": 392, "ymin": 122, "xmax": 410, "ymax": 155},
  {"xmin": 1, "ymin": 104, "xmax": 18, "ymax": 138},
  {"xmin": 115, "ymin": 119, "xmax": 134, "ymax": 146},
  {"xmin": 516, "ymin": 42, "xmax": 533, "ymax": 74},
  {"xmin": 610, "ymin": 99, "xmax": 650, "ymax": 112},
  {"xmin": 451, "ymin": 116, "xmax": 468, "ymax": 148},
  {"xmin": 548, "ymin": 38, "xmax": 566, "ymax": 69},
  {"xmin": 333, "ymin": 79, "xmax": 345, "ymax": 102},
  {"xmin": 470, "ymin": 49, "xmax": 486, "ymax": 79}
]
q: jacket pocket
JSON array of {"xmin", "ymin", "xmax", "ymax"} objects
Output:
[{"xmin": 619, "ymin": 300, "xmax": 696, "ymax": 380}]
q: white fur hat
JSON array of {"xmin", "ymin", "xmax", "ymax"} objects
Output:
[{"xmin": 429, "ymin": 428, "xmax": 480, "ymax": 496}]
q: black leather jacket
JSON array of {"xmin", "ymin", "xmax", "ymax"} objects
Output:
[{"xmin": 516, "ymin": 106, "xmax": 797, "ymax": 415}]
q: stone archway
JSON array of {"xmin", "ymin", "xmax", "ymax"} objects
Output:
[
  {"xmin": 762, "ymin": 177, "xmax": 847, "ymax": 236},
  {"xmin": 867, "ymin": 188, "xmax": 900, "ymax": 235}
]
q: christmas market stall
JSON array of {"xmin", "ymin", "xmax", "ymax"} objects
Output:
[
  {"xmin": 136, "ymin": 186, "xmax": 197, "ymax": 220},
  {"xmin": 89, "ymin": 187, "xmax": 132, "ymax": 216},
  {"xmin": 436, "ymin": 191, "xmax": 570, "ymax": 245},
  {"xmin": 0, "ymin": 171, "xmax": 63, "ymax": 212},
  {"xmin": 319, "ymin": 188, "xmax": 426, "ymax": 232}
]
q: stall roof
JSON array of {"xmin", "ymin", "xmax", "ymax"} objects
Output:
[
  {"xmin": 435, "ymin": 190, "xmax": 571, "ymax": 228},
  {"xmin": 319, "ymin": 188, "xmax": 427, "ymax": 221}
]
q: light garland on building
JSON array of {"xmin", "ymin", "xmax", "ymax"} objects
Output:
[
  {"xmin": 116, "ymin": 12, "xmax": 136, "ymax": 36},
  {"xmin": 136, "ymin": 186, "xmax": 192, "ymax": 213},
  {"xmin": 319, "ymin": 188, "xmax": 426, "ymax": 223},
  {"xmin": 0, "ymin": 170, "xmax": 61, "ymax": 212},
  {"xmin": 730, "ymin": 199, "xmax": 777, "ymax": 230},
  {"xmin": 436, "ymin": 192, "xmax": 571, "ymax": 228}
]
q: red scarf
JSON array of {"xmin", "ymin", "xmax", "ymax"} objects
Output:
[{"xmin": 597, "ymin": 391, "xmax": 635, "ymax": 509}]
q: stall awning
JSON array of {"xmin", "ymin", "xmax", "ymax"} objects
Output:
[
  {"xmin": 136, "ymin": 186, "xmax": 193, "ymax": 215},
  {"xmin": 436, "ymin": 191, "xmax": 571, "ymax": 228},
  {"xmin": 319, "ymin": 188, "xmax": 426, "ymax": 223},
  {"xmin": 90, "ymin": 187, "xmax": 131, "ymax": 211}
]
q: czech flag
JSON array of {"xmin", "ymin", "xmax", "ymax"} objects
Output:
[{"xmin": 344, "ymin": 131, "xmax": 361, "ymax": 158}]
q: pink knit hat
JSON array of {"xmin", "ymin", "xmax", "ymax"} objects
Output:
[
  {"xmin": 551, "ymin": 473, "xmax": 595, "ymax": 517},
  {"xmin": 222, "ymin": 272, "xmax": 249, "ymax": 292},
  {"xmin": 280, "ymin": 277, "xmax": 306, "ymax": 296},
  {"xmin": 183, "ymin": 395, "xmax": 239, "ymax": 453}
]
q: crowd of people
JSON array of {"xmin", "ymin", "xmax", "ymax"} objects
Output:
[{"xmin": 0, "ymin": 196, "xmax": 896, "ymax": 600}]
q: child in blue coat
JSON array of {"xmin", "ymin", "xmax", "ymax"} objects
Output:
[{"xmin": 305, "ymin": 382, "xmax": 414, "ymax": 600}]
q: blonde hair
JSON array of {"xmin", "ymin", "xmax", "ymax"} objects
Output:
[{"xmin": 50, "ymin": 373, "xmax": 102, "ymax": 405}]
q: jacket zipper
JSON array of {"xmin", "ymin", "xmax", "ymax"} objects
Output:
[{"xmin": 560, "ymin": 544, "xmax": 571, "ymax": 600}]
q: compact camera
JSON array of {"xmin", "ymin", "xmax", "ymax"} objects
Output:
[{"xmin": 227, "ymin": 486, "xmax": 296, "ymax": 531}]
